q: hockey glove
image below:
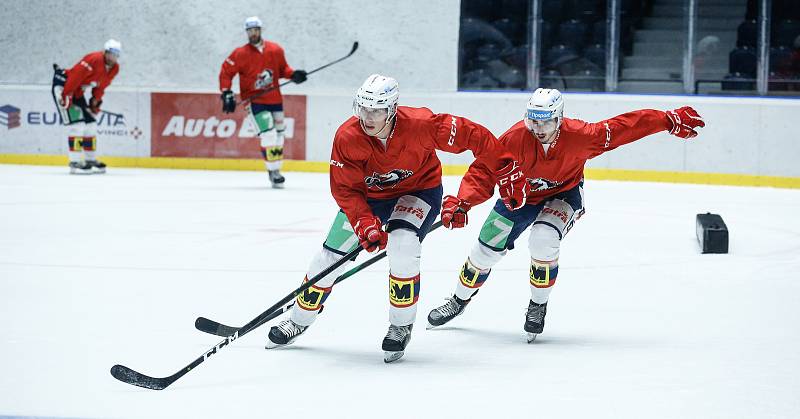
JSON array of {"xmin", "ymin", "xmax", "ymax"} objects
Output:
[
  {"xmin": 89, "ymin": 97, "xmax": 102, "ymax": 116},
  {"xmin": 354, "ymin": 215, "xmax": 388, "ymax": 253},
  {"xmin": 291, "ymin": 69, "xmax": 308, "ymax": 84},
  {"xmin": 221, "ymin": 90, "xmax": 236, "ymax": 113},
  {"xmin": 496, "ymin": 160, "xmax": 528, "ymax": 211},
  {"xmin": 666, "ymin": 106, "xmax": 704, "ymax": 139},
  {"xmin": 441, "ymin": 195, "xmax": 471, "ymax": 229}
]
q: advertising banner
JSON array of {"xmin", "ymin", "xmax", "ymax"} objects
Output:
[
  {"xmin": 0, "ymin": 86, "xmax": 151, "ymax": 157},
  {"xmin": 150, "ymin": 92, "xmax": 306, "ymax": 159}
]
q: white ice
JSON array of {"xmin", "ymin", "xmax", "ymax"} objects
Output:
[{"xmin": 1, "ymin": 164, "xmax": 799, "ymax": 419}]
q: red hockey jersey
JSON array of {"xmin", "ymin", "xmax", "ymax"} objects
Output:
[
  {"xmin": 458, "ymin": 109, "xmax": 672, "ymax": 206},
  {"xmin": 330, "ymin": 106, "xmax": 512, "ymax": 225},
  {"xmin": 219, "ymin": 40, "xmax": 295, "ymax": 105},
  {"xmin": 62, "ymin": 51, "xmax": 119, "ymax": 102}
]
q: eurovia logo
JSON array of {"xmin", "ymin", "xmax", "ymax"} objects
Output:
[
  {"xmin": 0, "ymin": 104, "xmax": 22, "ymax": 130},
  {"xmin": 0, "ymin": 103, "xmax": 142, "ymax": 139}
]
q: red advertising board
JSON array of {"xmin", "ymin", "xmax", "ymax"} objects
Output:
[{"xmin": 150, "ymin": 92, "xmax": 306, "ymax": 159}]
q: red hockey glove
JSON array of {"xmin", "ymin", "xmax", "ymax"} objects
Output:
[
  {"xmin": 666, "ymin": 106, "xmax": 705, "ymax": 139},
  {"xmin": 496, "ymin": 160, "xmax": 528, "ymax": 211},
  {"xmin": 354, "ymin": 215, "xmax": 388, "ymax": 252},
  {"xmin": 89, "ymin": 97, "xmax": 102, "ymax": 116},
  {"xmin": 441, "ymin": 195, "xmax": 472, "ymax": 229}
]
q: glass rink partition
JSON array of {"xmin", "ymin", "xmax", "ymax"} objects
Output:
[{"xmin": 458, "ymin": 0, "xmax": 800, "ymax": 96}]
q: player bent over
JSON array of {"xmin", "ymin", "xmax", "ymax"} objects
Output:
[
  {"xmin": 427, "ymin": 88, "xmax": 705, "ymax": 342},
  {"xmin": 219, "ymin": 16, "xmax": 307, "ymax": 188},
  {"xmin": 266, "ymin": 74, "xmax": 527, "ymax": 362},
  {"xmin": 52, "ymin": 39, "xmax": 121, "ymax": 174}
]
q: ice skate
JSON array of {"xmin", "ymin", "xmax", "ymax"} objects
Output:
[
  {"xmin": 265, "ymin": 319, "xmax": 307, "ymax": 349},
  {"xmin": 382, "ymin": 324, "xmax": 413, "ymax": 363},
  {"xmin": 426, "ymin": 293, "xmax": 475, "ymax": 329},
  {"xmin": 524, "ymin": 300, "xmax": 547, "ymax": 343},
  {"xmin": 268, "ymin": 170, "xmax": 285, "ymax": 189},
  {"xmin": 69, "ymin": 161, "xmax": 92, "ymax": 175},
  {"xmin": 86, "ymin": 160, "xmax": 107, "ymax": 174}
]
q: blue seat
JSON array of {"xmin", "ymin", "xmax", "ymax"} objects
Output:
[
  {"xmin": 542, "ymin": 0, "xmax": 564, "ymax": 24},
  {"xmin": 773, "ymin": 0, "xmax": 800, "ymax": 20},
  {"xmin": 557, "ymin": 19, "xmax": 589, "ymax": 52},
  {"xmin": 461, "ymin": 69, "xmax": 501, "ymax": 89},
  {"xmin": 502, "ymin": 44, "xmax": 529, "ymax": 70},
  {"xmin": 721, "ymin": 72, "xmax": 755, "ymax": 91},
  {"xmin": 583, "ymin": 43, "xmax": 606, "ymax": 69},
  {"xmin": 545, "ymin": 44, "xmax": 579, "ymax": 67},
  {"xmin": 729, "ymin": 46, "xmax": 757, "ymax": 75},
  {"xmin": 541, "ymin": 69, "xmax": 566, "ymax": 90},
  {"xmin": 773, "ymin": 20, "xmax": 800, "ymax": 48},
  {"xmin": 564, "ymin": 0, "xmax": 604, "ymax": 23},
  {"xmin": 475, "ymin": 42, "xmax": 503, "ymax": 63},
  {"xmin": 493, "ymin": 18, "xmax": 525, "ymax": 45},
  {"xmin": 769, "ymin": 46, "xmax": 793, "ymax": 73},
  {"xmin": 592, "ymin": 21, "xmax": 606, "ymax": 43},
  {"xmin": 737, "ymin": 20, "xmax": 757, "ymax": 48}
]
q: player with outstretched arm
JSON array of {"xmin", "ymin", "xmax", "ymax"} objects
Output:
[{"xmin": 427, "ymin": 88, "xmax": 705, "ymax": 342}]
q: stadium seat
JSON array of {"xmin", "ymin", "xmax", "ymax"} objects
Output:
[
  {"xmin": 770, "ymin": 46, "xmax": 793, "ymax": 73},
  {"xmin": 729, "ymin": 46, "xmax": 757, "ymax": 75},
  {"xmin": 737, "ymin": 20, "xmax": 757, "ymax": 48},
  {"xmin": 541, "ymin": 69, "xmax": 566, "ymax": 90},
  {"xmin": 545, "ymin": 44, "xmax": 579, "ymax": 67},
  {"xmin": 773, "ymin": 20, "xmax": 800, "ymax": 48},
  {"xmin": 564, "ymin": 0, "xmax": 603, "ymax": 23},
  {"xmin": 542, "ymin": 0, "xmax": 564, "ymax": 24},
  {"xmin": 461, "ymin": 68, "xmax": 501, "ymax": 89},
  {"xmin": 721, "ymin": 72, "xmax": 756, "ymax": 91},
  {"xmin": 558, "ymin": 19, "xmax": 589, "ymax": 52},
  {"xmin": 493, "ymin": 18, "xmax": 525, "ymax": 45},
  {"xmin": 583, "ymin": 43, "xmax": 607, "ymax": 69}
]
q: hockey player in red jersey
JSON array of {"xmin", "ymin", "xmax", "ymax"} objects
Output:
[
  {"xmin": 427, "ymin": 88, "xmax": 705, "ymax": 342},
  {"xmin": 219, "ymin": 16, "xmax": 307, "ymax": 188},
  {"xmin": 265, "ymin": 74, "xmax": 528, "ymax": 362},
  {"xmin": 52, "ymin": 39, "xmax": 121, "ymax": 174}
]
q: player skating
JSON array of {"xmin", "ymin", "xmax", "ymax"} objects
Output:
[
  {"xmin": 52, "ymin": 40, "xmax": 121, "ymax": 174},
  {"xmin": 219, "ymin": 16, "xmax": 307, "ymax": 188},
  {"xmin": 427, "ymin": 88, "xmax": 705, "ymax": 342},
  {"xmin": 266, "ymin": 74, "xmax": 527, "ymax": 362}
]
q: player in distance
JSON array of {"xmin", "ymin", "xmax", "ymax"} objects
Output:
[
  {"xmin": 219, "ymin": 16, "xmax": 307, "ymax": 188},
  {"xmin": 52, "ymin": 40, "xmax": 121, "ymax": 174}
]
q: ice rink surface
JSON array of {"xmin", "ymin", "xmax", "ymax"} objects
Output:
[{"xmin": 1, "ymin": 164, "xmax": 799, "ymax": 419}]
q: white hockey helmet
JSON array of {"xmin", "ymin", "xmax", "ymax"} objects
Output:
[
  {"xmin": 244, "ymin": 16, "xmax": 263, "ymax": 30},
  {"xmin": 353, "ymin": 74, "xmax": 400, "ymax": 120},
  {"xmin": 104, "ymin": 39, "xmax": 122, "ymax": 57},
  {"xmin": 526, "ymin": 88, "xmax": 564, "ymax": 121}
]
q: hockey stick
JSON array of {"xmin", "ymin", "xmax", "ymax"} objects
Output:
[
  {"xmin": 193, "ymin": 220, "xmax": 444, "ymax": 337},
  {"xmin": 110, "ymin": 244, "xmax": 364, "ymax": 390},
  {"xmin": 238, "ymin": 41, "xmax": 359, "ymax": 106}
]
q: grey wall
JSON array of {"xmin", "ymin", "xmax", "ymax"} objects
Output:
[{"xmin": 0, "ymin": 0, "xmax": 460, "ymax": 92}]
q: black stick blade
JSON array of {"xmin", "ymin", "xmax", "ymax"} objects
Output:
[
  {"xmin": 350, "ymin": 41, "xmax": 359, "ymax": 54},
  {"xmin": 110, "ymin": 364, "xmax": 172, "ymax": 390},
  {"xmin": 195, "ymin": 317, "xmax": 240, "ymax": 337}
]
